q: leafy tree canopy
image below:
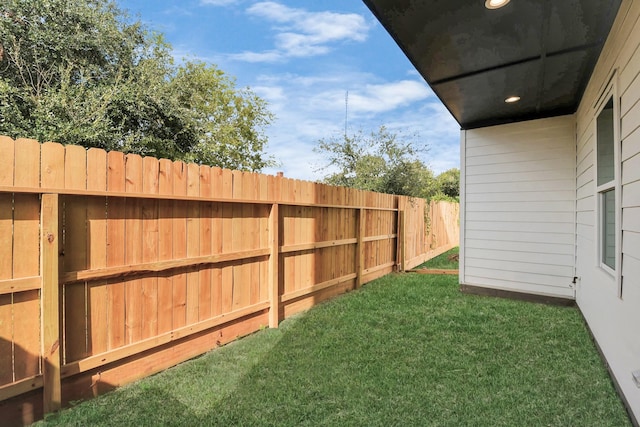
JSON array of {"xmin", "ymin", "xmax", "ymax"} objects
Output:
[
  {"xmin": 0, "ymin": 0, "xmax": 275, "ymax": 171},
  {"xmin": 435, "ymin": 168, "xmax": 460, "ymax": 200},
  {"xmin": 315, "ymin": 126, "xmax": 439, "ymax": 199}
]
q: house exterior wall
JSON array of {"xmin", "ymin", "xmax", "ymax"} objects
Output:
[
  {"xmin": 460, "ymin": 0, "xmax": 640, "ymax": 418},
  {"xmin": 460, "ymin": 115, "xmax": 576, "ymax": 299},
  {"xmin": 573, "ymin": 0, "xmax": 640, "ymax": 419}
]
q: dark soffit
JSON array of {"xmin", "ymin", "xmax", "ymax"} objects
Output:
[{"xmin": 362, "ymin": 0, "xmax": 622, "ymax": 129}]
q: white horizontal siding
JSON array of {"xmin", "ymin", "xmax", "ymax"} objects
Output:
[
  {"xmin": 466, "ymin": 191, "xmax": 575, "ymax": 203},
  {"xmin": 465, "ymin": 229, "xmax": 575, "ymax": 245},
  {"xmin": 466, "ymin": 157, "xmax": 569, "ymax": 176},
  {"xmin": 622, "ymin": 230, "xmax": 640, "ymax": 261},
  {"xmin": 461, "ymin": 115, "xmax": 576, "ymax": 299},
  {"xmin": 622, "ymin": 152, "xmax": 640, "ymax": 184},
  {"xmin": 574, "ymin": 0, "xmax": 640, "ymax": 420},
  {"xmin": 465, "ymin": 247, "xmax": 574, "ymax": 267},
  {"xmin": 466, "ymin": 210, "xmax": 574, "ymax": 223},
  {"xmin": 465, "ymin": 239, "xmax": 574, "ymax": 255}
]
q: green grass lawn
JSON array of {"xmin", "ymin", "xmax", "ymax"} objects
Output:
[
  {"xmin": 38, "ymin": 273, "xmax": 630, "ymax": 426},
  {"xmin": 416, "ymin": 246, "xmax": 460, "ymax": 270}
]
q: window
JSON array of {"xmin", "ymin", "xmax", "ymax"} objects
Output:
[{"xmin": 595, "ymin": 88, "xmax": 619, "ymax": 287}]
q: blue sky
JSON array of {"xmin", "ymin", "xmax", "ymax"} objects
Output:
[{"xmin": 117, "ymin": 0, "xmax": 460, "ymax": 180}]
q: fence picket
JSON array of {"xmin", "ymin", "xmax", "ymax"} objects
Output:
[
  {"xmin": 87, "ymin": 148, "xmax": 108, "ymax": 356},
  {"xmin": 172, "ymin": 161, "xmax": 187, "ymax": 328},
  {"xmin": 0, "ymin": 137, "xmax": 14, "ymax": 386},
  {"xmin": 211, "ymin": 167, "xmax": 223, "ymax": 317},
  {"xmin": 124, "ymin": 154, "xmax": 144, "ymax": 344},
  {"xmin": 64, "ymin": 145, "xmax": 89, "ymax": 362},
  {"xmin": 12, "ymin": 140, "xmax": 41, "ymax": 380},
  {"xmin": 186, "ymin": 163, "xmax": 200, "ymax": 325},
  {"xmin": 41, "ymin": 142, "xmax": 65, "ymax": 189},
  {"xmin": 157, "ymin": 159, "xmax": 174, "ymax": 334},
  {"xmin": 141, "ymin": 157, "xmax": 159, "ymax": 339},
  {"xmin": 106, "ymin": 151, "xmax": 126, "ymax": 350},
  {"xmin": 198, "ymin": 165, "xmax": 213, "ymax": 321},
  {"xmin": 220, "ymin": 169, "xmax": 233, "ymax": 314}
]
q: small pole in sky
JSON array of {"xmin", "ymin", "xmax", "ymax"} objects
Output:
[{"xmin": 344, "ymin": 90, "xmax": 349, "ymax": 138}]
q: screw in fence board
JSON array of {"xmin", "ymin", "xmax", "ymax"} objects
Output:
[{"xmin": 41, "ymin": 193, "xmax": 61, "ymax": 413}]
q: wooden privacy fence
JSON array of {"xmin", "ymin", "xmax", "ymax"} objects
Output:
[
  {"xmin": 0, "ymin": 137, "xmax": 457, "ymax": 425},
  {"xmin": 401, "ymin": 199, "xmax": 460, "ymax": 270}
]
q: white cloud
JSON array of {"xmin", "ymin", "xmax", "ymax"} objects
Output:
[
  {"xmin": 234, "ymin": 2, "xmax": 370, "ymax": 62},
  {"xmin": 200, "ymin": 0, "xmax": 242, "ymax": 6},
  {"xmin": 162, "ymin": 6, "xmax": 193, "ymax": 16},
  {"xmin": 305, "ymin": 80, "xmax": 432, "ymax": 117},
  {"xmin": 231, "ymin": 50, "xmax": 283, "ymax": 63},
  {"xmin": 253, "ymin": 72, "xmax": 459, "ymax": 180}
]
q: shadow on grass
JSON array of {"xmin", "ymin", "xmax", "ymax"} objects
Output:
[{"xmin": 38, "ymin": 274, "xmax": 631, "ymax": 427}]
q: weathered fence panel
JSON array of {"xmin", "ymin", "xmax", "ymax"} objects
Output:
[{"xmin": 0, "ymin": 136, "xmax": 458, "ymax": 425}]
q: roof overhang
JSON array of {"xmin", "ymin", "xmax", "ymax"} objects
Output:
[{"xmin": 363, "ymin": 0, "xmax": 622, "ymax": 129}]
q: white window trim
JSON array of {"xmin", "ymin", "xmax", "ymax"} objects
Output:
[{"xmin": 593, "ymin": 71, "xmax": 622, "ymax": 297}]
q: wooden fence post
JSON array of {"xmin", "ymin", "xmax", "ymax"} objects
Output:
[
  {"xmin": 355, "ymin": 208, "xmax": 365, "ymax": 289},
  {"xmin": 41, "ymin": 193, "xmax": 61, "ymax": 413},
  {"xmin": 268, "ymin": 203, "xmax": 280, "ymax": 328}
]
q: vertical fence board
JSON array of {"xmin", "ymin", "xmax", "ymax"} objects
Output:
[
  {"xmin": 13, "ymin": 290, "xmax": 41, "ymax": 380},
  {"xmin": 259, "ymin": 176, "xmax": 269, "ymax": 302},
  {"xmin": 356, "ymin": 208, "xmax": 364, "ymax": 289},
  {"xmin": 124, "ymin": 154, "xmax": 143, "ymax": 344},
  {"xmin": 269, "ymin": 203, "xmax": 280, "ymax": 328},
  {"xmin": 12, "ymin": 139, "xmax": 41, "ymax": 382},
  {"xmin": 231, "ymin": 171, "xmax": 247, "ymax": 309},
  {"xmin": 14, "ymin": 139, "xmax": 39, "ymax": 188},
  {"xmin": 0, "ymin": 150, "xmax": 12, "ymax": 386},
  {"xmin": 41, "ymin": 193, "xmax": 60, "ymax": 413},
  {"xmin": 86, "ymin": 149, "xmax": 108, "ymax": 356},
  {"xmin": 12, "ymin": 196, "xmax": 40, "ymax": 279},
  {"xmin": 64, "ymin": 145, "xmax": 88, "ymax": 362},
  {"xmin": 0, "ymin": 140, "xmax": 14, "ymax": 381},
  {"xmin": 41, "ymin": 142, "xmax": 65, "ymax": 189},
  {"xmin": 244, "ymin": 174, "xmax": 260, "ymax": 306},
  {"xmin": 210, "ymin": 168, "xmax": 223, "ymax": 317},
  {"xmin": 141, "ymin": 157, "xmax": 159, "ymax": 339},
  {"xmin": 106, "ymin": 151, "xmax": 126, "ymax": 350},
  {"xmin": 199, "ymin": 166, "xmax": 212, "ymax": 321},
  {"xmin": 294, "ymin": 181, "xmax": 302, "ymax": 292},
  {"xmin": 0, "ymin": 286, "xmax": 11, "ymax": 385},
  {"xmin": 220, "ymin": 169, "xmax": 233, "ymax": 314},
  {"xmin": 157, "ymin": 159, "xmax": 174, "ymax": 334},
  {"xmin": 0, "ymin": 193, "xmax": 12, "ymax": 282},
  {"xmin": 186, "ymin": 163, "xmax": 200, "ymax": 325},
  {"xmin": 0, "ymin": 136, "xmax": 15, "ymax": 186},
  {"xmin": 172, "ymin": 161, "xmax": 187, "ymax": 329}
]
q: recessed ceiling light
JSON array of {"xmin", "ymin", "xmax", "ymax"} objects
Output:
[
  {"xmin": 505, "ymin": 96, "xmax": 521, "ymax": 103},
  {"xmin": 485, "ymin": 0, "xmax": 511, "ymax": 9}
]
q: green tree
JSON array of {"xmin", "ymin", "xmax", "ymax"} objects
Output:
[
  {"xmin": 435, "ymin": 168, "xmax": 460, "ymax": 199},
  {"xmin": 315, "ymin": 126, "xmax": 437, "ymax": 198},
  {"xmin": 0, "ymin": 0, "xmax": 274, "ymax": 171}
]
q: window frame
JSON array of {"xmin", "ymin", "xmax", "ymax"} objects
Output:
[{"xmin": 593, "ymin": 73, "xmax": 622, "ymax": 296}]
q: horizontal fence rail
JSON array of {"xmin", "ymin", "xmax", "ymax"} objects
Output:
[{"xmin": 0, "ymin": 136, "xmax": 458, "ymax": 426}]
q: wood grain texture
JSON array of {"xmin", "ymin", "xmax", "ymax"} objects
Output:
[
  {"xmin": 106, "ymin": 151, "xmax": 126, "ymax": 351},
  {"xmin": 41, "ymin": 194, "xmax": 61, "ymax": 412},
  {"xmin": 86, "ymin": 149, "xmax": 108, "ymax": 356},
  {"xmin": 141, "ymin": 157, "xmax": 159, "ymax": 339}
]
